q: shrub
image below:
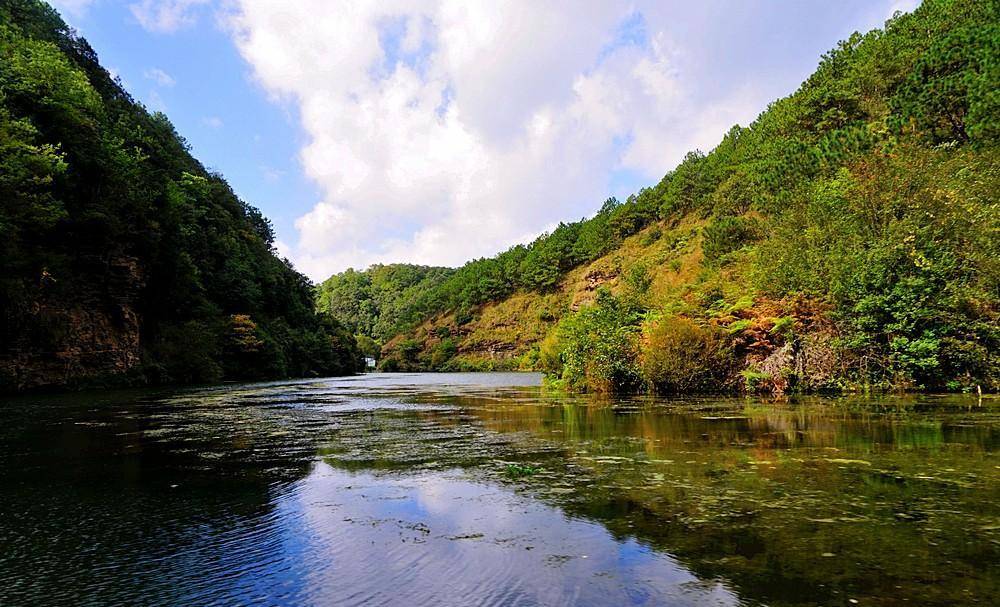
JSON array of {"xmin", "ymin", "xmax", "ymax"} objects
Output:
[
  {"xmin": 149, "ymin": 320, "xmax": 223, "ymax": 384},
  {"xmin": 702, "ymin": 216, "xmax": 765, "ymax": 263},
  {"xmin": 726, "ymin": 319, "xmax": 753, "ymax": 334},
  {"xmin": 639, "ymin": 315, "xmax": 736, "ymax": 393},
  {"xmin": 771, "ymin": 316, "xmax": 795, "ymax": 337},
  {"xmin": 430, "ymin": 338, "xmax": 457, "ymax": 368},
  {"xmin": 378, "ymin": 356, "xmax": 401, "ymax": 372},
  {"xmin": 547, "ymin": 289, "xmax": 643, "ymax": 393},
  {"xmin": 537, "ymin": 332, "xmax": 563, "ymax": 377},
  {"xmin": 640, "ymin": 227, "xmax": 662, "ymax": 247},
  {"xmin": 537, "ymin": 308, "xmax": 555, "ymax": 322},
  {"xmin": 624, "ymin": 263, "xmax": 653, "ymax": 297},
  {"xmin": 454, "ymin": 308, "xmax": 474, "ymax": 326},
  {"xmin": 741, "ymin": 370, "xmax": 772, "ymax": 394},
  {"xmin": 397, "ymin": 339, "xmax": 423, "ymax": 365}
]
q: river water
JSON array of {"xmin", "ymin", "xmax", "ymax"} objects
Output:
[{"xmin": 1, "ymin": 372, "xmax": 997, "ymax": 606}]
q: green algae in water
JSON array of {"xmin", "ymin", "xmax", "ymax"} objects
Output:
[
  {"xmin": 2, "ymin": 375, "xmax": 998, "ymax": 606},
  {"xmin": 318, "ymin": 388, "xmax": 1000, "ymax": 606}
]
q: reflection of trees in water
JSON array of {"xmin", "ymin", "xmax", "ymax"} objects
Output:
[
  {"xmin": 1, "ymin": 386, "xmax": 320, "ymax": 605},
  {"xmin": 321, "ymin": 392, "xmax": 1000, "ymax": 606},
  {"xmin": 6, "ymin": 384, "xmax": 997, "ymax": 606}
]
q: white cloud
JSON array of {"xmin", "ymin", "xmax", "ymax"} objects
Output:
[
  {"xmin": 274, "ymin": 239, "xmax": 293, "ymax": 261},
  {"xmin": 202, "ymin": 116, "xmax": 224, "ymax": 129},
  {"xmin": 143, "ymin": 67, "xmax": 176, "ymax": 87},
  {"xmin": 888, "ymin": 0, "xmax": 921, "ymax": 18},
  {"xmin": 106, "ymin": 66, "xmax": 131, "ymax": 89},
  {"xmin": 225, "ymin": 1, "xmax": 773, "ymax": 280},
  {"xmin": 130, "ymin": 0, "xmax": 209, "ymax": 33},
  {"xmin": 261, "ymin": 165, "xmax": 285, "ymax": 182},
  {"xmin": 146, "ymin": 89, "xmax": 167, "ymax": 112},
  {"xmin": 49, "ymin": 0, "xmax": 96, "ymax": 18}
]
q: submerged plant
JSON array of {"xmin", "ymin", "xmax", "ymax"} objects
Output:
[{"xmin": 504, "ymin": 463, "xmax": 540, "ymax": 478}]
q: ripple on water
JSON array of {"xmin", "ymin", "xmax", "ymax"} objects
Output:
[{"xmin": 0, "ymin": 373, "xmax": 997, "ymax": 606}]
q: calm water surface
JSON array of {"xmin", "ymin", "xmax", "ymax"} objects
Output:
[{"xmin": 1, "ymin": 373, "xmax": 998, "ymax": 606}]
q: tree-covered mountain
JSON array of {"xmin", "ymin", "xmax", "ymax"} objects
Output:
[
  {"xmin": 316, "ymin": 264, "xmax": 455, "ymax": 343},
  {"xmin": 0, "ymin": 0, "xmax": 360, "ymax": 391},
  {"xmin": 326, "ymin": 0, "xmax": 999, "ymax": 393}
]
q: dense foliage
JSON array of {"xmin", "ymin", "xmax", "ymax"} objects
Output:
[
  {"xmin": 316, "ymin": 264, "xmax": 454, "ymax": 343},
  {"xmin": 318, "ymin": 194, "xmax": 653, "ymax": 344},
  {"xmin": 543, "ymin": 0, "xmax": 1000, "ymax": 393},
  {"xmin": 0, "ymin": 0, "xmax": 360, "ymax": 390},
  {"xmin": 349, "ymin": 0, "xmax": 999, "ymax": 393}
]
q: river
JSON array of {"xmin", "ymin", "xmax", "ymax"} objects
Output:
[{"xmin": 1, "ymin": 372, "xmax": 997, "ymax": 606}]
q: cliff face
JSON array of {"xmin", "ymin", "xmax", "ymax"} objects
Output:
[{"xmin": 1, "ymin": 257, "xmax": 143, "ymax": 391}]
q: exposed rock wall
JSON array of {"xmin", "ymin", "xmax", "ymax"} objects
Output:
[{"xmin": 0, "ymin": 258, "xmax": 143, "ymax": 391}]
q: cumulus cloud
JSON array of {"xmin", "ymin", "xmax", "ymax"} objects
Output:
[
  {"xmin": 143, "ymin": 67, "xmax": 176, "ymax": 87},
  {"xmin": 202, "ymin": 115, "xmax": 224, "ymax": 129},
  {"xmin": 225, "ymin": 1, "xmax": 774, "ymax": 279},
  {"xmin": 130, "ymin": 0, "xmax": 209, "ymax": 33}
]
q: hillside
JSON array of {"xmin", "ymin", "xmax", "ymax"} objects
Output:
[
  {"xmin": 0, "ymin": 0, "xmax": 360, "ymax": 391},
  {"xmin": 321, "ymin": 0, "xmax": 1000, "ymax": 394},
  {"xmin": 316, "ymin": 264, "xmax": 454, "ymax": 342}
]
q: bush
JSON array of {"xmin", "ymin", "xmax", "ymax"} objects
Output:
[
  {"xmin": 397, "ymin": 338, "xmax": 421, "ymax": 359},
  {"xmin": 148, "ymin": 320, "xmax": 223, "ymax": 384},
  {"xmin": 430, "ymin": 338, "xmax": 457, "ymax": 368},
  {"xmin": 546, "ymin": 289, "xmax": 642, "ymax": 393},
  {"xmin": 640, "ymin": 227, "xmax": 662, "ymax": 247},
  {"xmin": 702, "ymin": 216, "xmax": 764, "ymax": 263},
  {"xmin": 454, "ymin": 308, "xmax": 474, "ymax": 326},
  {"xmin": 639, "ymin": 315, "xmax": 736, "ymax": 393}
]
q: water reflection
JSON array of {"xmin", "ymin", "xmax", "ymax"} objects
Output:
[
  {"xmin": 1, "ymin": 373, "xmax": 997, "ymax": 606},
  {"xmin": 264, "ymin": 463, "xmax": 741, "ymax": 606},
  {"xmin": 444, "ymin": 398, "xmax": 1000, "ymax": 606}
]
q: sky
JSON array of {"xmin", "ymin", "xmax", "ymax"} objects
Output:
[{"xmin": 50, "ymin": 0, "xmax": 919, "ymax": 281}]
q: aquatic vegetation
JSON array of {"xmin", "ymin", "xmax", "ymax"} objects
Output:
[
  {"xmin": 313, "ymin": 382, "xmax": 1000, "ymax": 605},
  {"xmin": 3, "ymin": 374, "xmax": 998, "ymax": 605},
  {"xmin": 504, "ymin": 463, "xmax": 540, "ymax": 478}
]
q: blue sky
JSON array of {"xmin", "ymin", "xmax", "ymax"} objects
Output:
[
  {"xmin": 51, "ymin": 1, "xmax": 918, "ymax": 280},
  {"xmin": 52, "ymin": 0, "xmax": 318, "ymax": 243}
]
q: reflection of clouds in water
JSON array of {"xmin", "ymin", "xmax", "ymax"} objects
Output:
[
  {"xmin": 286, "ymin": 461, "xmax": 739, "ymax": 606},
  {"xmin": 6, "ymin": 374, "xmax": 994, "ymax": 605}
]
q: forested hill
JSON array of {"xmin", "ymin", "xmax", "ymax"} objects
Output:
[
  {"xmin": 317, "ymin": 264, "xmax": 455, "ymax": 343},
  {"xmin": 320, "ymin": 0, "xmax": 1000, "ymax": 393},
  {"xmin": 0, "ymin": 0, "xmax": 360, "ymax": 392}
]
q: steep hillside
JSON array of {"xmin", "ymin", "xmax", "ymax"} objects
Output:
[
  {"xmin": 325, "ymin": 0, "xmax": 999, "ymax": 393},
  {"xmin": 0, "ymin": 0, "xmax": 360, "ymax": 391},
  {"xmin": 376, "ymin": 215, "xmax": 708, "ymax": 372}
]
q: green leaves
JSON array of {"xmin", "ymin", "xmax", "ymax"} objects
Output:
[
  {"xmin": 1, "ymin": 2, "xmax": 362, "ymax": 388},
  {"xmin": 892, "ymin": 20, "xmax": 1000, "ymax": 144},
  {"xmin": 321, "ymin": 0, "xmax": 999, "ymax": 393},
  {"xmin": 702, "ymin": 216, "xmax": 765, "ymax": 265},
  {"xmin": 546, "ymin": 289, "xmax": 643, "ymax": 393}
]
